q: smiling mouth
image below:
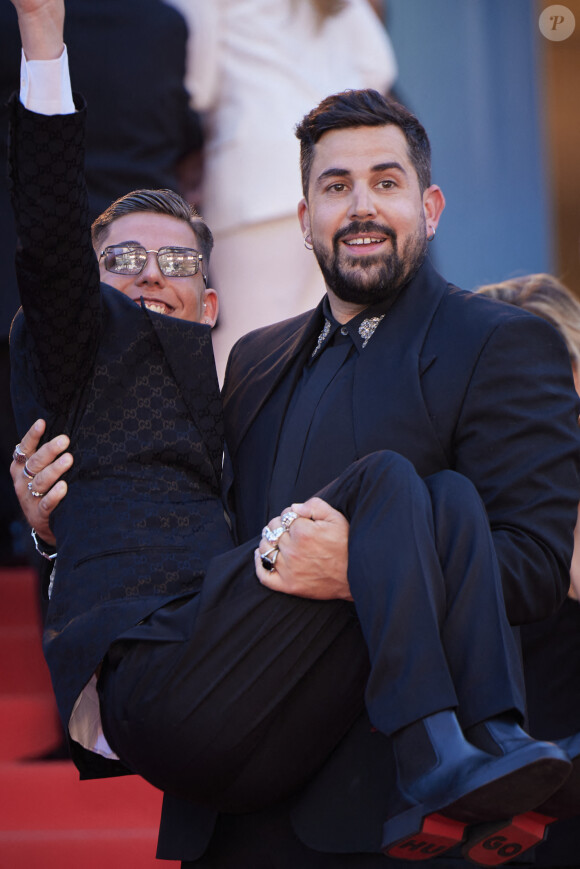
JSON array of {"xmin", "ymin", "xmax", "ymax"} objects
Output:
[
  {"xmin": 344, "ymin": 236, "xmax": 385, "ymax": 246},
  {"xmin": 139, "ymin": 298, "xmax": 174, "ymax": 315}
]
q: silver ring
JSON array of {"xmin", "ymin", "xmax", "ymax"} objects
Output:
[
  {"xmin": 262, "ymin": 525, "xmax": 286, "ymax": 544},
  {"xmin": 27, "ymin": 481, "xmax": 44, "ymax": 498},
  {"xmin": 281, "ymin": 510, "xmax": 298, "ymax": 530},
  {"xmin": 23, "ymin": 462, "xmax": 36, "ymax": 480},
  {"xmin": 13, "ymin": 443, "xmax": 28, "ymax": 464},
  {"xmin": 260, "ymin": 548, "xmax": 279, "ymax": 571}
]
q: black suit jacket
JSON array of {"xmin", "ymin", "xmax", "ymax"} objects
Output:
[
  {"xmin": 157, "ymin": 258, "xmax": 580, "ymax": 861},
  {"xmin": 224, "ymin": 259, "xmax": 580, "ymax": 626},
  {"xmin": 157, "ymin": 256, "xmax": 580, "ymax": 861},
  {"xmin": 9, "ymin": 101, "xmax": 232, "ymax": 747}
]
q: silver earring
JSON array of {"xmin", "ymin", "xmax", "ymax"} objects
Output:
[
  {"xmin": 427, "ymin": 227, "xmax": 436, "ymax": 242},
  {"xmin": 304, "ymin": 235, "xmax": 313, "ymax": 251}
]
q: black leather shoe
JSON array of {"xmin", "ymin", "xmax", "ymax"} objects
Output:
[
  {"xmin": 463, "ymin": 731, "xmax": 580, "ymax": 866},
  {"xmin": 382, "ymin": 711, "xmax": 571, "ymax": 862}
]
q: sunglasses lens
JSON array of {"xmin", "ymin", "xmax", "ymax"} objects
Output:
[
  {"xmin": 102, "ymin": 246, "xmax": 200, "ymax": 277},
  {"xmin": 158, "ymin": 248, "xmax": 199, "ymax": 277},
  {"xmin": 104, "ymin": 246, "xmax": 147, "ymax": 275}
]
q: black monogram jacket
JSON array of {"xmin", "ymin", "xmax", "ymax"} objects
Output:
[{"xmin": 9, "ymin": 97, "xmax": 233, "ymax": 734}]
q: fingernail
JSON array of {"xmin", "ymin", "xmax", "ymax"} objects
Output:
[
  {"xmin": 55, "ymin": 436, "xmax": 69, "ymax": 449},
  {"xmin": 34, "ymin": 420, "xmax": 44, "ymax": 431}
]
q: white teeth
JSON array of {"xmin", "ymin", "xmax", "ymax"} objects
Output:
[
  {"xmin": 143, "ymin": 301, "xmax": 168, "ymax": 314},
  {"xmin": 345, "ymin": 237, "xmax": 382, "ymax": 245}
]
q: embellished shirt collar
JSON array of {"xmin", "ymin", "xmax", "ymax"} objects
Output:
[{"xmin": 311, "ymin": 296, "xmax": 391, "ymax": 359}]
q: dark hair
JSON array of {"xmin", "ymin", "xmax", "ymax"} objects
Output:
[
  {"xmin": 91, "ymin": 188, "xmax": 214, "ymax": 264},
  {"xmin": 295, "ymin": 89, "xmax": 432, "ymax": 197}
]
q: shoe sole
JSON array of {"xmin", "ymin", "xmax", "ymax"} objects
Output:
[
  {"xmin": 443, "ymin": 750, "xmax": 570, "ymax": 822},
  {"xmin": 462, "ymin": 751, "xmax": 580, "ymax": 866},
  {"xmin": 383, "ymin": 811, "xmax": 467, "ymax": 861},
  {"xmin": 462, "ymin": 811, "xmax": 555, "ymax": 866}
]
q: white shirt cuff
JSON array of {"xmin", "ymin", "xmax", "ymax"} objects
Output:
[{"xmin": 20, "ymin": 45, "xmax": 76, "ymax": 115}]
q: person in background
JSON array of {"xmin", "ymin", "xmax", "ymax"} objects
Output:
[
  {"xmin": 475, "ymin": 274, "xmax": 580, "ymax": 867},
  {"xmin": 186, "ymin": 0, "xmax": 398, "ymax": 380}
]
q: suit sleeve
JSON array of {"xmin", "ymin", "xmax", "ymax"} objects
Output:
[
  {"xmin": 8, "ymin": 94, "xmax": 101, "ymax": 416},
  {"xmin": 453, "ymin": 313, "xmax": 580, "ymax": 625}
]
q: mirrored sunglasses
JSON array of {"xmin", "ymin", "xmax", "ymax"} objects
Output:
[{"xmin": 100, "ymin": 245, "xmax": 204, "ymax": 278}]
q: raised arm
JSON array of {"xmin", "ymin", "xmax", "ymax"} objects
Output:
[{"xmin": 9, "ymin": 0, "xmax": 101, "ymax": 419}]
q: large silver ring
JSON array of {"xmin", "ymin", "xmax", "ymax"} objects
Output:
[
  {"xmin": 13, "ymin": 443, "xmax": 28, "ymax": 464},
  {"xmin": 281, "ymin": 510, "xmax": 298, "ymax": 530},
  {"xmin": 23, "ymin": 462, "xmax": 36, "ymax": 480},
  {"xmin": 27, "ymin": 481, "xmax": 44, "ymax": 498},
  {"xmin": 262, "ymin": 525, "xmax": 286, "ymax": 544},
  {"xmin": 260, "ymin": 547, "xmax": 279, "ymax": 571}
]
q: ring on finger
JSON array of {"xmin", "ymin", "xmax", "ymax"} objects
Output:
[
  {"xmin": 260, "ymin": 547, "xmax": 279, "ymax": 571},
  {"xmin": 22, "ymin": 462, "xmax": 36, "ymax": 480},
  {"xmin": 13, "ymin": 443, "xmax": 28, "ymax": 464},
  {"xmin": 27, "ymin": 481, "xmax": 45, "ymax": 498},
  {"xmin": 281, "ymin": 510, "xmax": 298, "ymax": 530},
  {"xmin": 262, "ymin": 525, "xmax": 286, "ymax": 544}
]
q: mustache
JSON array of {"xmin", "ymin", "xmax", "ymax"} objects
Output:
[{"xmin": 333, "ymin": 221, "xmax": 397, "ymax": 245}]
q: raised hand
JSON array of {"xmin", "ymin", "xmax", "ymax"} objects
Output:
[{"xmin": 10, "ymin": 0, "xmax": 65, "ymax": 61}]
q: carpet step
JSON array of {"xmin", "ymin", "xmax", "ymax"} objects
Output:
[
  {"xmin": 0, "ymin": 830, "xmax": 167, "ymax": 869},
  {"xmin": 0, "ymin": 626, "xmax": 52, "ymax": 693},
  {"xmin": 0, "ymin": 567, "xmax": 169, "ymax": 869},
  {"xmin": 0, "ymin": 566, "xmax": 40, "ymax": 628},
  {"xmin": 0, "ymin": 695, "xmax": 62, "ymax": 761},
  {"xmin": 0, "ymin": 761, "xmax": 165, "ymax": 868},
  {"xmin": 0, "ymin": 762, "xmax": 163, "ymax": 830}
]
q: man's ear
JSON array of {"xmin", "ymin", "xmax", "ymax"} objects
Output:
[
  {"xmin": 202, "ymin": 288, "xmax": 219, "ymax": 327},
  {"xmin": 298, "ymin": 197, "xmax": 311, "ymax": 239},
  {"xmin": 423, "ymin": 184, "xmax": 445, "ymax": 237}
]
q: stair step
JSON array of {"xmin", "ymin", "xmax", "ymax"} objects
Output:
[
  {"xmin": 0, "ymin": 761, "xmax": 163, "ymax": 830},
  {"xmin": 0, "ymin": 695, "xmax": 62, "ymax": 761},
  {"xmin": 0, "ymin": 762, "xmax": 165, "ymax": 867},
  {"xmin": 0, "ymin": 567, "xmax": 41, "ymax": 628},
  {"xmin": 0, "ymin": 567, "xmax": 168, "ymax": 868},
  {"xmin": 0, "ymin": 830, "xmax": 166, "ymax": 869},
  {"xmin": 0, "ymin": 626, "xmax": 53, "ymax": 693}
]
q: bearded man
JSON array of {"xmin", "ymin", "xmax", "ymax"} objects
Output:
[{"xmin": 212, "ymin": 89, "xmax": 580, "ymax": 869}]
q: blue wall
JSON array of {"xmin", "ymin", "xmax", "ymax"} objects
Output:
[{"xmin": 386, "ymin": 0, "xmax": 551, "ymax": 291}]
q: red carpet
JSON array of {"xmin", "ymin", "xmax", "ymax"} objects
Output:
[{"xmin": 0, "ymin": 567, "xmax": 168, "ymax": 867}]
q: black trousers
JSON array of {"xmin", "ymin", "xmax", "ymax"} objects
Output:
[{"xmin": 98, "ymin": 451, "xmax": 523, "ymax": 812}]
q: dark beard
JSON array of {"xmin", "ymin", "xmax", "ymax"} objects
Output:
[{"xmin": 313, "ymin": 220, "xmax": 428, "ymax": 307}]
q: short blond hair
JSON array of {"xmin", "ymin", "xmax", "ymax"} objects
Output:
[{"xmin": 475, "ymin": 274, "xmax": 580, "ymax": 369}]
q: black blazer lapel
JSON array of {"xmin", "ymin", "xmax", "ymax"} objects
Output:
[
  {"xmin": 221, "ymin": 305, "xmax": 325, "ymax": 531},
  {"xmin": 223, "ymin": 304, "xmax": 325, "ymax": 457}
]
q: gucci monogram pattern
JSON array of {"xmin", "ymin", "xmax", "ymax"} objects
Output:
[{"xmin": 9, "ymin": 99, "xmax": 234, "ymax": 724}]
